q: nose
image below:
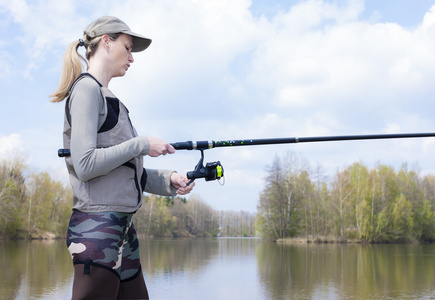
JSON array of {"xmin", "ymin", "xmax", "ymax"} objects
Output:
[{"xmin": 128, "ymin": 52, "xmax": 134, "ymax": 63}]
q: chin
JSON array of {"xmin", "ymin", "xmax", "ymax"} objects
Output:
[{"xmin": 114, "ymin": 71, "xmax": 127, "ymax": 78}]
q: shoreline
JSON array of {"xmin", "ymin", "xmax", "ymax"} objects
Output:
[
  {"xmin": 2, "ymin": 234, "xmax": 432, "ymax": 244},
  {"xmin": 275, "ymin": 236, "xmax": 428, "ymax": 244}
]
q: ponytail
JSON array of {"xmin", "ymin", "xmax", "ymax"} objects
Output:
[
  {"xmin": 50, "ymin": 33, "xmax": 120, "ymax": 103},
  {"xmin": 50, "ymin": 40, "xmax": 88, "ymax": 103}
]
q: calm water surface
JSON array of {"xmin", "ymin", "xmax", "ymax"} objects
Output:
[{"xmin": 1, "ymin": 238, "xmax": 435, "ymax": 299}]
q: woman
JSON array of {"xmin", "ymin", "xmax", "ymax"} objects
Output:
[{"xmin": 51, "ymin": 16, "xmax": 194, "ymax": 299}]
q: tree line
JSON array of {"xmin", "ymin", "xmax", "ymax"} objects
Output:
[
  {"xmin": 5, "ymin": 152, "xmax": 434, "ymax": 243},
  {"xmin": 0, "ymin": 159, "xmax": 256, "ymax": 239},
  {"xmin": 0, "ymin": 159, "xmax": 72, "ymax": 238},
  {"xmin": 133, "ymin": 195, "xmax": 256, "ymax": 238},
  {"xmin": 256, "ymin": 152, "xmax": 435, "ymax": 243}
]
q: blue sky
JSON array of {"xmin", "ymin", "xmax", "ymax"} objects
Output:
[{"xmin": 1, "ymin": 0, "xmax": 435, "ymax": 212}]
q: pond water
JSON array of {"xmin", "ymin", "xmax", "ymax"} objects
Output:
[{"xmin": 1, "ymin": 238, "xmax": 434, "ymax": 299}]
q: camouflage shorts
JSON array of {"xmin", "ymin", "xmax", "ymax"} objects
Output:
[{"xmin": 66, "ymin": 210, "xmax": 141, "ymax": 281}]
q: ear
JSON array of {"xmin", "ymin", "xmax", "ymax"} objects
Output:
[{"xmin": 101, "ymin": 35, "xmax": 111, "ymax": 50}]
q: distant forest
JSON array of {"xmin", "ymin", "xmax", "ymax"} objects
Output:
[
  {"xmin": 256, "ymin": 152, "xmax": 435, "ymax": 243},
  {"xmin": 2, "ymin": 153, "xmax": 435, "ymax": 243},
  {"xmin": 0, "ymin": 158, "xmax": 255, "ymax": 239}
]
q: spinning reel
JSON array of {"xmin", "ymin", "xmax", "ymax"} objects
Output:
[{"xmin": 185, "ymin": 149, "xmax": 224, "ymax": 186}]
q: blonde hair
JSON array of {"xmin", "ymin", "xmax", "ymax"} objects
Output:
[{"xmin": 50, "ymin": 34, "xmax": 114, "ymax": 103}]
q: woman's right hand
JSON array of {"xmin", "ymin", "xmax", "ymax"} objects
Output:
[{"xmin": 147, "ymin": 137, "xmax": 175, "ymax": 157}]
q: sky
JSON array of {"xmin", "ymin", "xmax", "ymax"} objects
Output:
[{"xmin": 1, "ymin": 0, "xmax": 435, "ymax": 213}]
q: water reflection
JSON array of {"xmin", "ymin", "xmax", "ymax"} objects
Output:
[
  {"xmin": 0, "ymin": 239, "xmax": 73, "ymax": 299},
  {"xmin": 256, "ymin": 243, "xmax": 435, "ymax": 299},
  {"xmin": 141, "ymin": 238, "xmax": 263, "ymax": 299},
  {"xmin": 1, "ymin": 239, "xmax": 434, "ymax": 299}
]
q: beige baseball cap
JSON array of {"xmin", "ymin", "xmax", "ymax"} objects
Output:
[{"xmin": 84, "ymin": 16, "xmax": 152, "ymax": 52}]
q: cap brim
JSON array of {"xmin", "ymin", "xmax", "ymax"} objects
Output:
[{"xmin": 124, "ymin": 31, "xmax": 152, "ymax": 52}]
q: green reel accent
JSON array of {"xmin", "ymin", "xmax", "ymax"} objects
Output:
[{"xmin": 216, "ymin": 165, "xmax": 223, "ymax": 178}]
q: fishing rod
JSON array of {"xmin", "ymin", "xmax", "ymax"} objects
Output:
[
  {"xmin": 170, "ymin": 132, "xmax": 435, "ymax": 150},
  {"xmin": 58, "ymin": 132, "xmax": 435, "ymax": 186}
]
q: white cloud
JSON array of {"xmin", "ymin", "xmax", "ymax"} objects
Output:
[
  {"xmin": 422, "ymin": 4, "xmax": 435, "ymax": 30},
  {"xmin": 0, "ymin": 133, "xmax": 24, "ymax": 160},
  {"xmin": 0, "ymin": 0, "xmax": 97, "ymax": 78}
]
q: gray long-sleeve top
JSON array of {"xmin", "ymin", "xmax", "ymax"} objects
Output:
[
  {"xmin": 65, "ymin": 74, "xmax": 176, "ymax": 213},
  {"xmin": 69, "ymin": 77, "xmax": 150, "ymax": 182}
]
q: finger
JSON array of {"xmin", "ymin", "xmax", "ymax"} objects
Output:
[
  {"xmin": 162, "ymin": 146, "xmax": 169, "ymax": 155},
  {"xmin": 178, "ymin": 187, "xmax": 191, "ymax": 195},
  {"xmin": 186, "ymin": 180, "xmax": 195, "ymax": 188},
  {"xmin": 179, "ymin": 181, "xmax": 194, "ymax": 194},
  {"xmin": 166, "ymin": 144, "xmax": 175, "ymax": 154},
  {"xmin": 176, "ymin": 177, "xmax": 186, "ymax": 188}
]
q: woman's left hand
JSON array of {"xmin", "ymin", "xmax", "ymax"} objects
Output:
[{"xmin": 170, "ymin": 172, "xmax": 195, "ymax": 195}]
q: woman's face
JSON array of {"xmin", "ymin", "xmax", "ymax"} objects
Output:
[{"xmin": 108, "ymin": 34, "xmax": 134, "ymax": 78}]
